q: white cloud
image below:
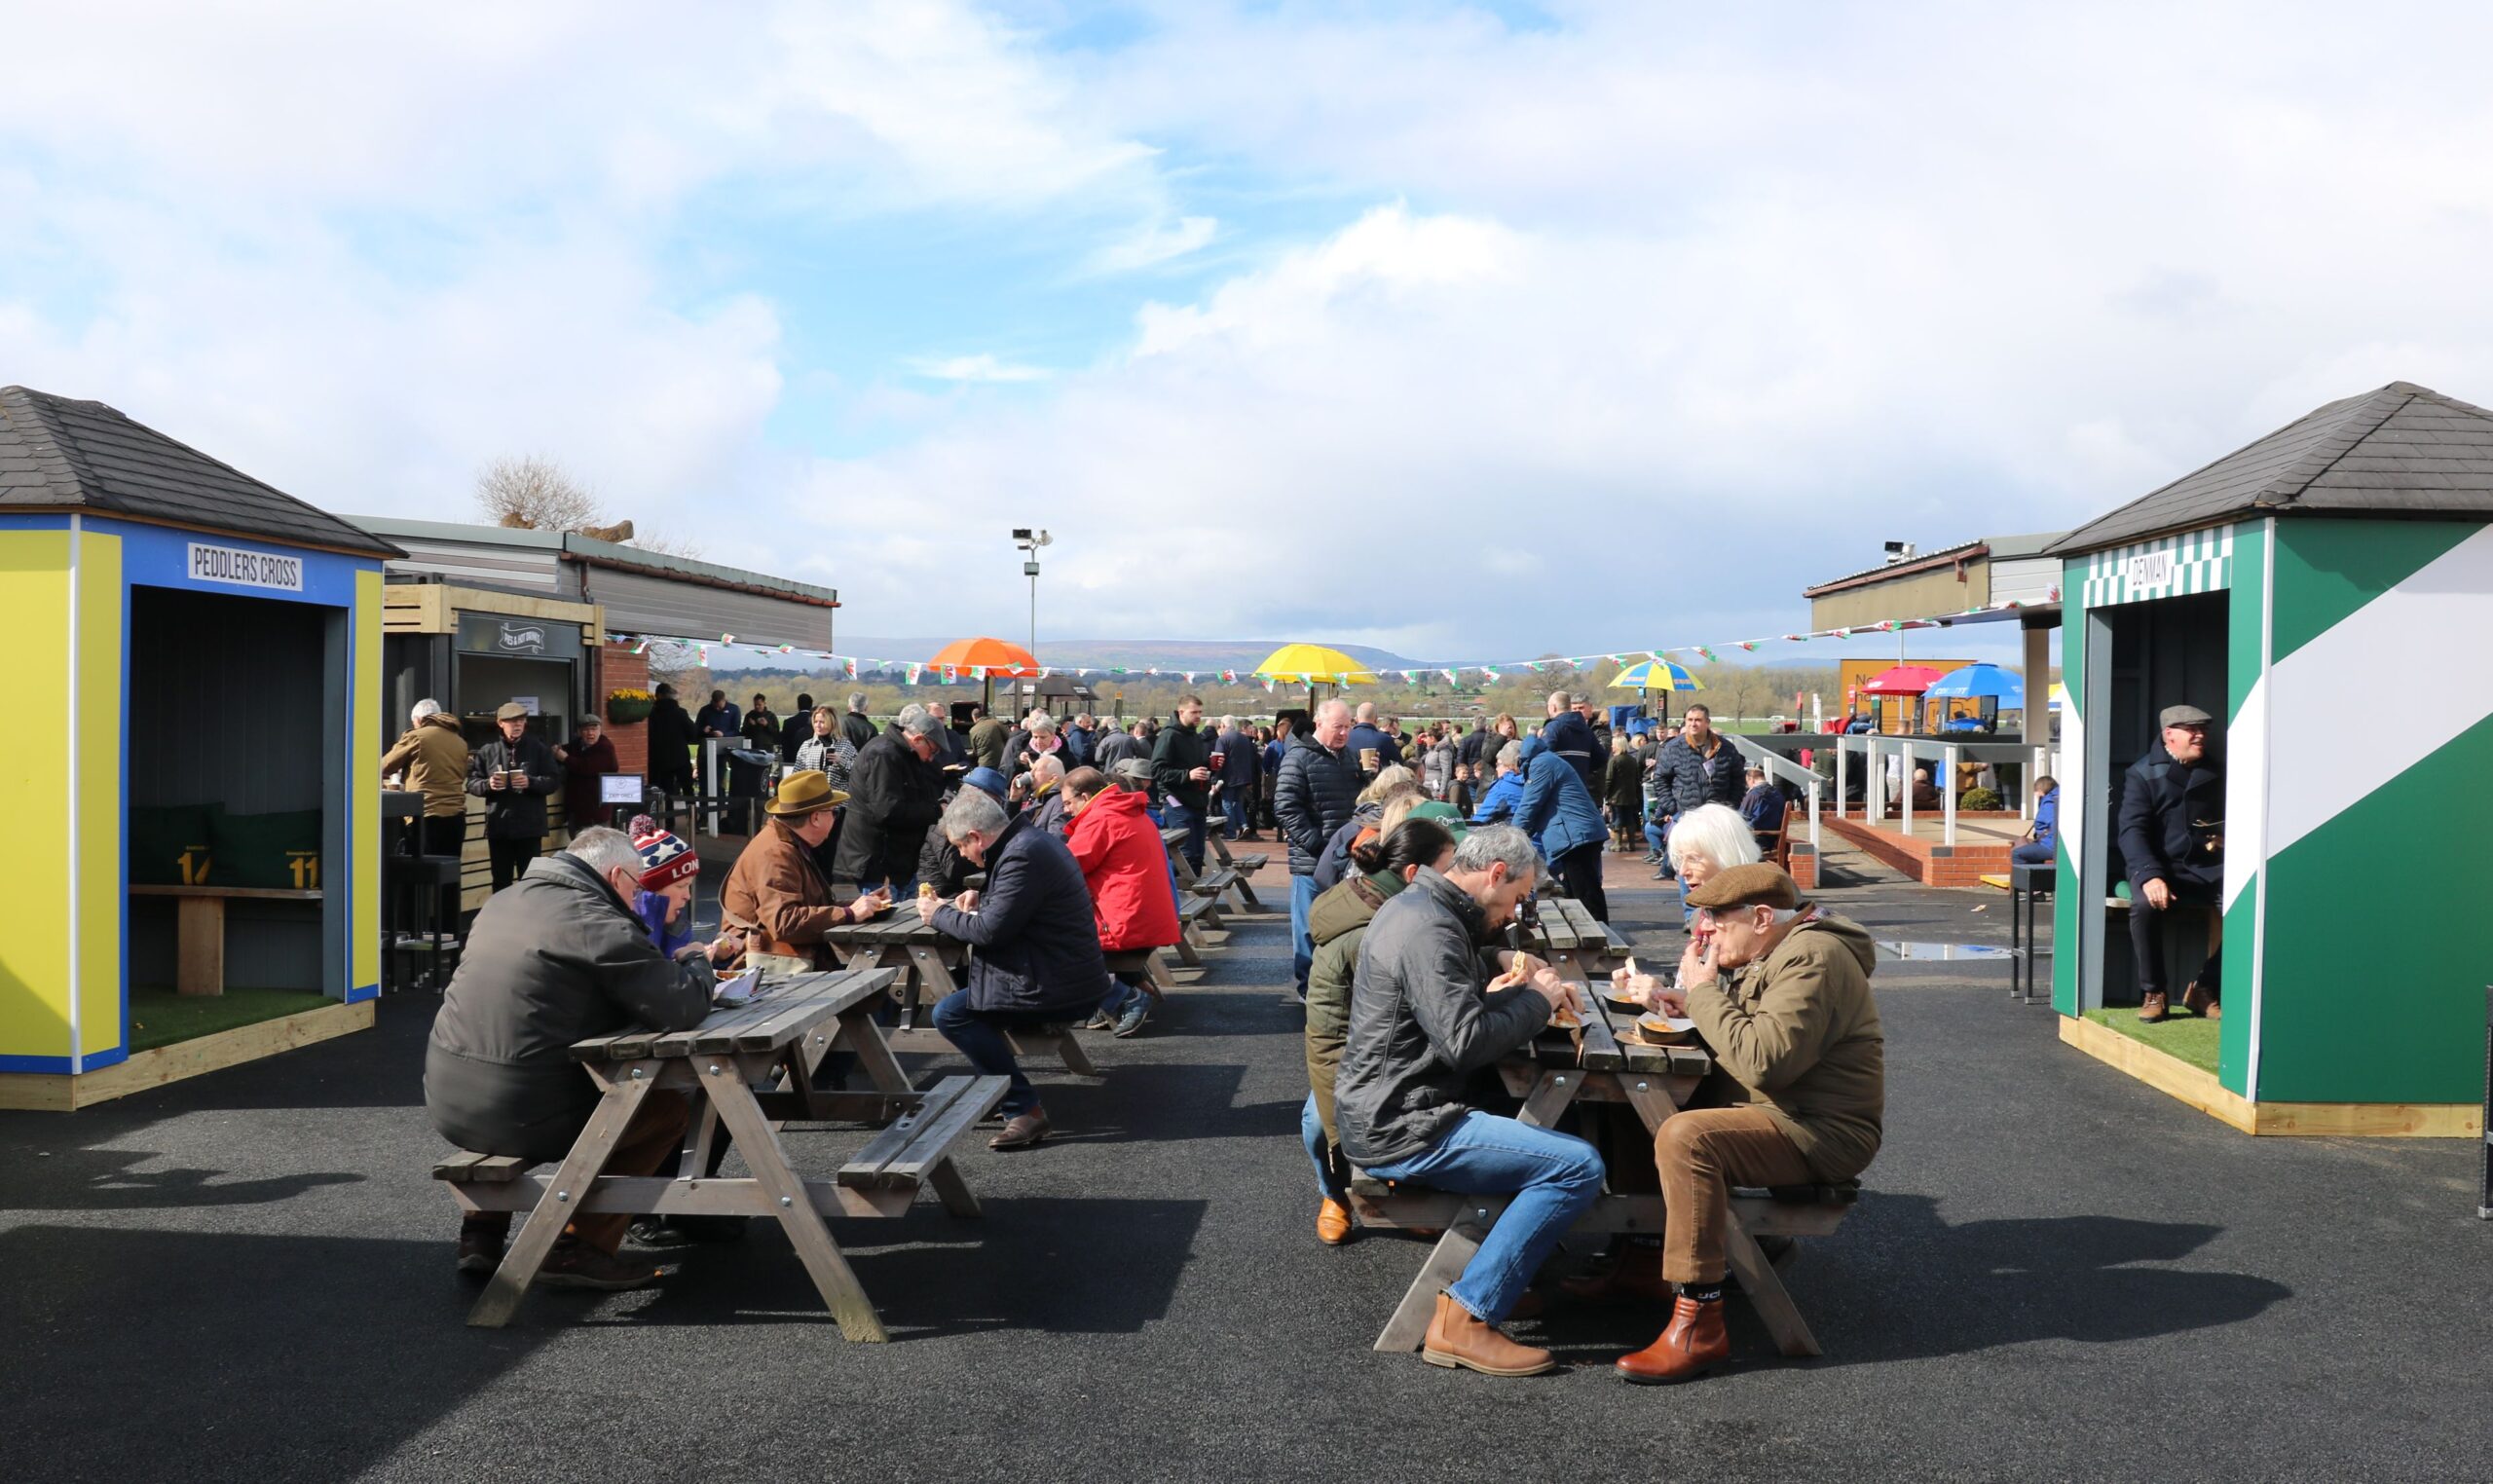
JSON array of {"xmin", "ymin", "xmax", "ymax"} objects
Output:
[
  {"xmin": 1088, "ymin": 214, "xmax": 1219, "ymax": 274},
  {"xmin": 909, "ymin": 354, "xmax": 1056, "ymax": 383}
]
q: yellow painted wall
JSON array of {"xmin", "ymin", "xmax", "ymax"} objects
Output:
[
  {"xmin": 353, "ymin": 569, "xmax": 382, "ymax": 992},
  {"xmin": 76, "ymin": 528, "xmax": 124, "ymax": 1057},
  {"xmin": 0, "ymin": 533, "xmax": 74, "ymax": 1060}
]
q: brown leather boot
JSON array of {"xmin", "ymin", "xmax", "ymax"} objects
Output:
[
  {"xmin": 1421, "ymin": 1292, "xmax": 1556, "ymax": 1376},
  {"xmin": 1560, "ymin": 1245, "xmax": 1671, "ymax": 1302},
  {"xmin": 1316, "ymin": 1198, "xmax": 1355, "ymax": 1246},
  {"xmin": 2137, "ymin": 991, "xmax": 2169, "ymax": 1023},
  {"xmin": 1615, "ymin": 1295, "xmax": 1730, "ymax": 1384},
  {"xmin": 2180, "ymin": 980, "xmax": 2215, "ymax": 1019}
]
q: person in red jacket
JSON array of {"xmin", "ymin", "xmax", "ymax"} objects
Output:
[{"xmin": 1062, "ymin": 766, "xmax": 1178, "ymax": 1038}]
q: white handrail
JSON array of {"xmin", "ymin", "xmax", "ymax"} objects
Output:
[{"xmin": 1727, "ymin": 735, "xmax": 1822, "ymax": 851}]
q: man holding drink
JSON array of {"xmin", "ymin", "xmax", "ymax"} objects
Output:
[{"xmin": 466, "ymin": 701, "xmax": 559, "ymax": 895}]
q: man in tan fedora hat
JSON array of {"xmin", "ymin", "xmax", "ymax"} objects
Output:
[
  {"xmin": 722, "ymin": 770, "xmax": 893, "ymax": 973},
  {"xmin": 1606, "ymin": 862, "xmax": 1884, "ymax": 1385}
]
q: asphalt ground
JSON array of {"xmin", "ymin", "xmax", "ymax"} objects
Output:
[{"xmin": 3, "ymin": 843, "xmax": 2487, "ymax": 1482}]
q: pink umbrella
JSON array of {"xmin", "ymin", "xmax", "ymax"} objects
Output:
[{"xmin": 1861, "ymin": 664, "xmax": 1948, "ymax": 695}]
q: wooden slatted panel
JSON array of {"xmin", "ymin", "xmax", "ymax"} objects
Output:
[
  {"xmin": 837, "ymin": 1077, "xmax": 972, "ymax": 1186},
  {"xmin": 880, "ymin": 1075, "xmax": 1009, "ymax": 1184}
]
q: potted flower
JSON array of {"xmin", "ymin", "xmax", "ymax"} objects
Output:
[{"xmin": 605, "ymin": 687, "xmax": 654, "ymax": 725}]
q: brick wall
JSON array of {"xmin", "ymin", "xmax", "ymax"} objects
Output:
[{"xmin": 597, "ymin": 644, "xmax": 651, "ymax": 778}]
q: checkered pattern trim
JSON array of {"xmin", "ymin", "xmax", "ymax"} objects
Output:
[{"xmin": 2076, "ymin": 526, "xmax": 2234, "ymax": 610}]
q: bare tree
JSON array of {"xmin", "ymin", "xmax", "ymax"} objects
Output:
[{"xmin": 476, "ymin": 455, "xmax": 602, "ymax": 532}]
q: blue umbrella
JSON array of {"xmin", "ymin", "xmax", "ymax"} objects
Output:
[{"xmin": 1923, "ymin": 662, "xmax": 2025, "ymax": 707}]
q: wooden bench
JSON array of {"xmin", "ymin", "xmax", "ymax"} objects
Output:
[
  {"xmin": 1724, "ymin": 1180, "xmax": 1863, "ymax": 1355},
  {"xmin": 1171, "ymin": 896, "xmax": 1215, "ymax": 968},
  {"xmin": 1102, "ymin": 946, "xmax": 1179, "ymax": 997},
  {"xmin": 823, "ymin": 916, "xmax": 1103, "ymax": 1076},
  {"xmin": 130, "ymin": 883, "xmax": 323, "ymax": 996},
  {"xmin": 1204, "ymin": 833, "xmax": 1267, "ymax": 909},
  {"xmin": 439, "ymin": 970, "xmax": 1007, "ymax": 1340}
]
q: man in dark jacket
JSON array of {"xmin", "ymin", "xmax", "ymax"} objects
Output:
[
  {"xmin": 2118, "ymin": 704, "xmax": 2225, "ymax": 1022},
  {"xmin": 1336, "ymin": 824, "xmax": 1600, "ymax": 1376},
  {"xmin": 966, "ymin": 704, "xmax": 1010, "ymax": 769},
  {"xmin": 466, "ymin": 702, "xmax": 559, "ymax": 894},
  {"xmin": 922, "ymin": 788, "xmax": 1110, "ymax": 1151},
  {"xmin": 833, "ymin": 708, "xmax": 947, "ymax": 892},
  {"xmin": 647, "ymin": 683, "xmax": 698, "ymax": 796},
  {"xmin": 1346, "ymin": 702, "xmax": 1403, "ymax": 781},
  {"xmin": 1151, "ymin": 694, "xmax": 1215, "ymax": 873},
  {"xmin": 1603, "ymin": 740, "xmax": 1648, "ymax": 851},
  {"xmin": 1093, "ymin": 718, "xmax": 1146, "ymax": 774},
  {"xmin": 1539, "ymin": 689, "xmax": 1607, "ymax": 793},
  {"xmin": 1063, "ymin": 713, "xmax": 1098, "ymax": 769},
  {"xmin": 425, "ymin": 827, "xmax": 731, "ymax": 1285},
  {"xmin": 696, "ymin": 689, "xmax": 740, "ymax": 741},
  {"xmin": 840, "ymin": 691, "xmax": 878, "ymax": 751},
  {"xmin": 1452, "ymin": 720, "xmax": 1492, "ymax": 816},
  {"xmin": 1213, "ymin": 715, "xmax": 1262, "ymax": 841},
  {"xmin": 777, "ymin": 693, "xmax": 815, "ymax": 762},
  {"xmin": 1277, "ymin": 699, "xmax": 1361, "ymax": 997}
]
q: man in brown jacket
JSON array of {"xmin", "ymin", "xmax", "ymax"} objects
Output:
[
  {"xmin": 1608, "ymin": 862, "xmax": 1883, "ymax": 1385},
  {"xmin": 720, "ymin": 771, "xmax": 892, "ymax": 973},
  {"xmin": 383, "ymin": 699, "xmax": 471, "ymax": 925}
]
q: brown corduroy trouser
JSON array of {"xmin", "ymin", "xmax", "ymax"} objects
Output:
[{"xmin": 1654, "ymin": 1106, "xmax": 1813, "ymax": 1284}]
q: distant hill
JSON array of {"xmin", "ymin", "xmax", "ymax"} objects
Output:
[{"xmin": 717, "ymin": 637, "xmax": 1428, "ymax": 675}]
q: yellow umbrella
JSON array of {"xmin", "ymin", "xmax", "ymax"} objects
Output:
[{"xmin": 1254, "ymin": 643, "xmax": 1374, "ymax": 714}]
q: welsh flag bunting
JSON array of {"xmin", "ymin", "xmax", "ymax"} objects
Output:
[
  {"xmin": 842, "ymin": 659, "xmax": 857, "ymax": 679},
  {"xmin": 631, "ymin": 640, "xmax": 648, "ymax": 655},
  {"xmin": 1832, "ymin": 627, "xmax": 1851, "ymax": 639},
  {"xmin": 906, "ymin": 663, "xmax": 923, "ymax": 685},
  {"xmin": 1442, "ymin": 669, "xmax": 1458, "ymax": 684},
  {"xmin": 1737, "ymin": 641, "xmax": 1758, "ymax": 651},
  {"xmin": 1783, "ymin": 634, "xmax": 1806, "ymax": 643},
  {"xmin": 1182, "ymin": 672, "xmax": 1195, "ymax": 685},
  {"xmin": 1221, "ymin": 669, "xmax": 1237, "ymax": 684},
  {"xmin": 1695, "ymin": 647, "xmax": 1717, "ymax": 662}
]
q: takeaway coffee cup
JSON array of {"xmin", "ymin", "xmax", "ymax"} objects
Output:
[{"xmin": 1359, "ymin": 747, "xmax": 1380, "ymax": 771}]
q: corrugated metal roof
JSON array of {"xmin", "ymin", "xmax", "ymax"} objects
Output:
[
  {"xmin": 352, "ymin": 516, "xmax": 836, "ymax": 606},
  {"xmin": 0, "ymin": 386, "xmax": 402, "ymax": 558},
  {"xmin": 2049, "ymin": 381, "xmax": 2493, "ymax": 555}
]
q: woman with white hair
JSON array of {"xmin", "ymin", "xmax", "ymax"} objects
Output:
[{"xmin": 1665, "ymin": 802, "xmax": 1762, "ymax": 929}]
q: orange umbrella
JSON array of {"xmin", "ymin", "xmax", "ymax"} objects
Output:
[{"xmin": 927, "ymin": 636, "xmax": 1040, "ymax": 713}]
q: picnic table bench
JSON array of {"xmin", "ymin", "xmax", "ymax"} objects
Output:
[
  {"xmin": 1161, "ymin": 826, "xmax": 1250, "ymax": 926},
  {"xmin": 435, "ymin": 967, "xmax": 1006, "ymax": 1340},
  {"xmin": 1354, "ymin": 986, "xmax": 1851, "ymax": 1358},
  {"xmin": 1204, "ymin": 831, "xmax": 1267, "ymax": 909},
  {"xmin": 819, "ymin": 914, "xmax": 1101, "ymax": 1077}
]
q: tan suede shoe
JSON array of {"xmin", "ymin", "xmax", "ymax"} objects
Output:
[{"xmin": 1421, "ymin": 1292, "xmax": 1556, "ymax": 1377}]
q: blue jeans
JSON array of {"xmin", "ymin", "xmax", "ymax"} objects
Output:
[
  {"xmin": 1221, "ymin": 793, "xmax": 1249, "ymax": 839},
  {"xmin": 1643, "ymin": 820, "xmax": 1669, "ymax": 860},
  {"xmin": 1098, "ymin": 977, "xmax": 1148, "ymax": 1017},
  {"xmin": 931, "ymin": 988, "xmax": 1049, "ymax": 1116},
  {"xmin": 1290, "ymin": 872, "xmax": 1320, "ymax": 994},
  {"xmin": 2011, "ymin": 839, "xmax": 2054, "ymax": 866},
  {"xmin": 1166, "ymin": 799, "xmax": 1209, "ymax": 873},
  {"xmin": 1302, "ymin": 1094, "xmax": 1345, "ymax": 1201},
  {"xmin": 1364, "ymin": 1112, "xmax": 1605, "ymax": 1324}
]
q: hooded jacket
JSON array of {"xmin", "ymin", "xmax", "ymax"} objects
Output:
[
  {"xmin": 930, "ymin": 812, "xmax": 1111, "ymax": 1017},
  {"xmin": 1334, "ymin": 867, "xmax": 1552, "ymax": 1168},
  {"xmin": 425, "ymin": 851, "xmax": 714, "ymax": 1160},
  {"xmin": 1514, "ymin": 734, "xmax": 1606, "ymax": 864},
  {"xmin": 1538, "ymin": 708, "xmax": 1608, "ymax": 793},
  {"xmin": 1150, "ymin": 720, "xmax": 1214, "ymax": 811},
  {"xmin": 1470, "ymin": 766, "xmax": 1525, "ymax": 825},
  {"xmin": 381, "ymin": 712, "xmax": 470, "ymax": 819},
  {"xmin": 1310, "ymin": 799, "xmax": 1384, "ymax": 895},
  {"xmin": 1274, "ymin": 733, "xmax": 1360, "ymax": 875},
  {"xmin": 1682, "ymin": 911, "xmax": 1885, "ymax": 1181},
  {"xmin": 1303, "ymin": 869, "xmax": 1405, "ymax": 1149},
  {"xmin": 1065, "ymin": 787, "xmax": 1182, "ymax": 950}
]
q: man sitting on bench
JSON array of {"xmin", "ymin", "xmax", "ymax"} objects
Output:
[
  {"xmin": 1335, "ymin": 824, "xmax": 1602, "ymax": 1378},
  {"xmin": 2120, "ymin": 706, "xmax": 2224, "ymax": 1022},
  {"xmin": 1610, "ymin": 863, "xmax": 1883, "ymax": 1384},
  {"xmin": 424, "ymin": 827, "xmax": 739, "ymax": 1288},
  {"xmin": 920, "ymin": 787, "xmax": 1115, "ymax": 1151}
]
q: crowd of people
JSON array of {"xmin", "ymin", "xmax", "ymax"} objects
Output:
[{"xmin": 414, "ymin": 682, "xmax": 1890, "ymax": 1386}]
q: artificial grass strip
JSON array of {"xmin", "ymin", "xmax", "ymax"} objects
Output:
[
  {"xmin": 2081, "ymin": 1006, "xmax": 2222, "ymax": 1076},
  {"xmin": 128, "ymin": 987, "xmax": 334, "ymax": 1053}
]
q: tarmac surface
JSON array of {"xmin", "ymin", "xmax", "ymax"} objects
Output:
[{"xmin": 3, "ymin": 842, "xmax": 2487, "ymax": 1482}]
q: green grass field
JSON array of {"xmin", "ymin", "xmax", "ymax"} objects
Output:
[
  {"xmin": 128, "ymin": 987, "xmax": 333, "ymax": 1053},
  {"xmin": 2081, "ymin": 1005, "xmax": 2221, "ymax": 1075}
]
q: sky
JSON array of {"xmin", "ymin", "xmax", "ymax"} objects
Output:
[{"xmin": 8, "ymin": 1, "xmax": 2493, "ymax": 666}]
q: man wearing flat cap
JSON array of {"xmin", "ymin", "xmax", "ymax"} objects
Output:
[
  {"xmin": 468, "ymin": 701, "xmax": 560, "ymax": 894},
  {"xmin": 721, "ymin": 770, "xmax": 892, "ymax": 974},
  {"xmin": 2119, "ymin": 703, "xmax": 2225, "ymax": 1022},
  {"xmin": 1609, "ymin": 862, "xmax": 1884, "ymax": 1385}
]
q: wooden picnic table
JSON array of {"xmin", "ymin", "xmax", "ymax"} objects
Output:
[
  {"xmin": 1518, "ymin": 895, "xmax": 1632, "ymax": 987},
  {"xmin": 439, "ymin": 967, "xmax": 1006, "ymax": 1340},
  {"xmin": 1353, "ymin": 986, "xmax": 1839, "ymax": 1357},
  {"xmin": 819, "ymin": 913, "xmax": 1101, "ymax": 1077}
]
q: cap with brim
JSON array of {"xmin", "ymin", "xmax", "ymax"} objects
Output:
[
  {"xmin": 765, "ymin": 769, "xmax": 849, "ymax": 816},
  {"xmin": 1685, "ymin": 861, "xmax": 1805, "ymax": 911},
  {"xmin": 962, "ymin": 766, "xmax": 1011, "ymax": 800},
  {"xmin": 2159, "ymin": 704, "xmax": 2214, "ymax": 728},
  {"xmin": 495, "ymin": 702, "xmax": 529, "ymax": 722},
  {"xmin": 1110, "ymin": 759, "xmax": 1154, "ymax": 785},
  {"xmin": 1403, "ymin": 799, "xmax": 1470, "ymax": 841}
]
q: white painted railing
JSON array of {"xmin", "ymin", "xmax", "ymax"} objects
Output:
[{"xmin": 1726, "ymin": 735, "xmax": 1821, "ymax": 851}]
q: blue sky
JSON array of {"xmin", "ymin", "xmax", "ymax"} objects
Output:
[{"xmin": 8, "ymin": 2, "xmax": 2493, "ymax": 671}]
